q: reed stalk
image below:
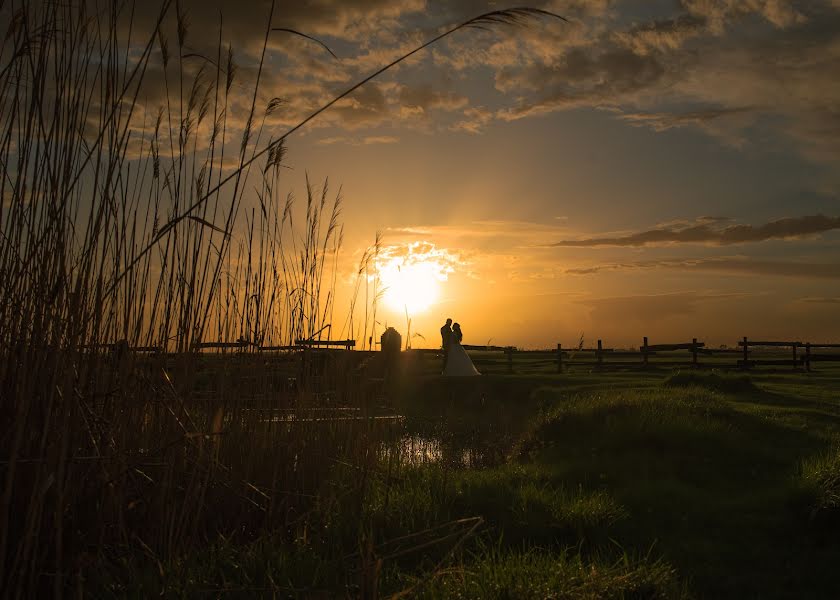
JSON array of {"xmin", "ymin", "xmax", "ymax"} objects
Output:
[{"xmin": 0, "ymin": 2, "xmax": 562, "ymax": 595}]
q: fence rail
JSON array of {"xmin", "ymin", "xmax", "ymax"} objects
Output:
[
  {"xmin": 457, "ymin": 336, "xmax": 839, "ymax": 373},
  {"xmin": 77, "ymin": 335, "xmax": 839, "ymax": 373}
]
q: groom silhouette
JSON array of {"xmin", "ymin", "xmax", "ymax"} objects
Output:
[{"xmin": 440, "ymin": 318, "xmax": 453, "ymax": 365}]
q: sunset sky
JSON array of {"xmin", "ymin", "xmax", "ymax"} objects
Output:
[{"xmin": 136, "ymin": 0, "xmax": 840, "ymax": 348}]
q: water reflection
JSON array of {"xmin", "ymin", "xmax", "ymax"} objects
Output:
[{"xmin": 389, "ymin": 433, "xmax": 507, "ymax": 469}]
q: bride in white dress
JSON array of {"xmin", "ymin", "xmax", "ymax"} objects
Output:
[{"xmin": 443, "ymin": 322, "xmax": 480, "ymax": 376}]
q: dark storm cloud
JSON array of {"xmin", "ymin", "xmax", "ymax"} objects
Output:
[{"xmin": 551, "ymin": 215, "xmax": 840, "ymax": 247}]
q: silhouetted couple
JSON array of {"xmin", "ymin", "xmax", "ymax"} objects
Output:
[{"xmin": 440, "ymin": 318, "xmax": 479, "ymax": 376}]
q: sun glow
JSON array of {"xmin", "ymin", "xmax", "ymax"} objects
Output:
[
  {"xmin": 375, "ymin": 242, "xmax": 461, "ymax": 315},
  {"xmin": 380, "ymin": 262, "xmax": 441, "ymax": 314}
]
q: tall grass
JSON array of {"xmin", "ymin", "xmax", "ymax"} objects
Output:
[
  {"xmin": 0, "ymin": 1, "xmax": 563, "ymax": 596},
  {"xmin": 797, "ymin": 449, "xmax": 840, "ymax": 529}
]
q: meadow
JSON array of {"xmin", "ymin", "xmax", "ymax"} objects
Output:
[
  {"xmin": 385, "ymin": 362, "xmax": 840, "ymax": 599},
  {"xmin": 78, "ymin": 359, "xmax": 840, "ymax": 598},
  {"xmin": 1, "ymin": 1, "xmax": 839, "ymax": 597}
]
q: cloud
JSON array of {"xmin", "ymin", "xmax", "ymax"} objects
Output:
[
  {"xmin": 795, "ymin": 296, "xmax": 840, "ymax": 304},
  {"xmin": 613, "ymin": 14, "xmax": 708, "ymax": 55},
  {"xmin": 397, "ymin": 84, "xmax": 468, "ymax": 112},
  {"xmin": 20, "ymin": 0, "xmax": 840, "ymax": 166},
  {"xmin": 317, "ymin": 135, "xmax": 399, "ymax": 146},
  {"xmin": 118, "ymin": 0, "xmax": 840, "ymax": 167},
  {"xmin": 374, "ymin": 241, "xmax": 468, "ymax": 280},
  {"xmin": 126, "ymin": 0, "xmax": 428, "ymax": 50},
  {"xmin": 683, "ymin": 0, "xmax": 807, "ymax": 31},
  {"xmin": 449, "ymin": 106, "xmax": 495, "ymax": 134},
  {"xmin": 495, "ymin": 46, "xmax": 668, "ymax": 120},
  {"xmin": 387, "ymin": 219, "xmax": 577, "ymax": 252},
  {"xmin": 565, "ymin": 257, "xmax": 840, "ymax": 279},
  {"xmin": 424, "ymin": 1, "xmax": 840, "ymax": 162},
  {"xmin": 550, "ymin": 215, "xmax": 840, "ymax": 247},
  {"xmin": 617, "ymin": 106, "xmax": 757, "ymax": 146}
]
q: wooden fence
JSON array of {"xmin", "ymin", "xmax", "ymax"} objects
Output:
[
  {"xmin": 192, "ymin": 339, "xmax": 357, "ymax": 351},
  {"xmin": 736, "ymin": 339, "xmax": 840, "ymax": 372},
  {"xmin": 453, "ymin": 337, "xmax": 840, "ymax": 373},
  {"xmin": 80, "ymin": 336, "xmax": 840, "ymax": 373}
]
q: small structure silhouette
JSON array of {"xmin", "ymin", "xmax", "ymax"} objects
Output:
[{"xmin": 380, "ymin": 327, "xmax": 402, "ymax": 379}]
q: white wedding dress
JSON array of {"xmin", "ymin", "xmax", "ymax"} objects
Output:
[{"xmin": 443, "ymin": 340, "xmax": 480, "ymax": 376}]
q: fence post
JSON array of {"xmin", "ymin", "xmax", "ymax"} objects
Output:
[
  {"xmin": 597, "ymin": 339, "xmax": 603, "ymax": 369},
  {"xmin": 805, "ymin": 343, "xmax": 811, "ymax": 372},
  {"xmin": 506, "ymin": 347, "xmax": 513, "ymax": 374},
  {"xmin": 742, "ymin": 336, "xmax": 749, "ymax": 370},
  {"xmin": 692, "ymin": 338, "xmax": 698, "ymax": 368},
  {"xmin": 557, "ymin": 343, "xmax": 563, "ymax": 374},
  {"xmin": 643, "ymin": 336, "xmax": 649, "ymax": 368}
]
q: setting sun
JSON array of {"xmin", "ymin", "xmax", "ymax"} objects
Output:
[
  {"xmin": 375, "ymin": 242, "xmax": 461, "ymax": 315},
  {"xmin": 379, "ymin": 260, "xmax": 441, "ymax": 314}
]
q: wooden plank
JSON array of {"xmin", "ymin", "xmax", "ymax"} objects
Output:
[
  {"xmin": 807, "ymin": 354, "xmax": 840, "ymax": 362},
  {"xmin": 807, "ymin": 343, "xmax": 840, "ymax": 349},
  {"xmin": 194, "ymin": 341, "xmax": 249, "ymax": 349},
  {"xmin": 601, "ymin": 351, "xmax": 649, "ymax": 358},
  {"xmin": 508, "ymin": 351, "xmax": 564, "ymax": 358},
  {"xmin": 566, "ymin": 360, "xmax": 655, "ymax": 368},
  {"xmin": 259, "ymin": 345, "xmax": 302, "ymax": 351},
  {"xmin": 644, "ymin": 342, "xmax": 705, "ymax": 351},
  {"xmin": 82, "ymin": 343, "xmax": 163, "ymax": 352},
  {"xmin": 462, "ymin": 344, "xmax": 509, "ymax": 352},
  {"xmin": 738, "ymin": 359, "xmax": 802, "ymax": 367},
  {"xmin": 738, "ymin": 340, "xmax": 801, "ymax": 347},
  {"xmin": 295, "ymin": 339, "xmax": 356, "ymax": 347},
  {"xmin": 513, "ymin": 359, "xmax": 557, "ymax": 366}
]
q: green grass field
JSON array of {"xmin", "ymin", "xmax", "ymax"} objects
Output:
[
  {"xmin": 382, "ymin": 366, "xmax": 840, "ymax": 598},
  {"xmin": 105, "ymin": 363, "xmax": 840, "ymax": 598}
]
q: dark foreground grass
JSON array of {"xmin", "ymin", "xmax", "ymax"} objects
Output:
[
  {"xmin": 795, "ymin": 448, "xmax": 840, "ymax": 537},
  {"xmin": 88, "ymin": 369, "xmax": 840, "ymax": 598},
  {"xmin": 420, "ymin": 545, "xmax": 684, "ymax": 600}
]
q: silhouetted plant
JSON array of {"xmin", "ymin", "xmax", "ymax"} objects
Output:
[{"xmin": 0, "ymin": 2, "xmax": 564, "ymax": 595}]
